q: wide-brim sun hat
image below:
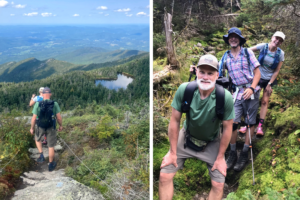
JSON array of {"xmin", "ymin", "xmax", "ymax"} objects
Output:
[
  {"xmin": 197, "ymin": 54, "xmax": 219, "ymax": 71},
  {"xmin": 223, "ymin": 27, "xmax": 246, "ymax": 46},
  {"xmin": 273, "ymin": 31, "xmax": 285, "ymax": 41}
]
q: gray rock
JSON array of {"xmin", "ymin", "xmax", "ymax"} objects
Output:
[
  {"xmin": 13, "ymin": 176, "xmax": 104, "ymax": 200},
  {"xmin": 208, "ymin": 51, "xmax": 216, "ymax": 55},
  {"xmin": 28, "ymin": 145, "xmax": 63, "ymax": 161},
  {"xmin": 224, "ymin": 183, "xmax": 229, "ymax": 190},
  {"xmin": 196, "ymin": 43, "xmax": 202, "ymax": 47},
  {"xmin": 15, "ymin": 116, "xmax": 32, "ymax": 125}
]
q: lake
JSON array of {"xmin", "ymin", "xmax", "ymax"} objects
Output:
[{"xmin": 95, "ymin": 74, "xmax": 133, "ymax": 90}]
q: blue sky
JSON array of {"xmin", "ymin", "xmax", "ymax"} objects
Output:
[{"xmin": 0, "ymin": 0, "xmax": 150, "ymax": 24}]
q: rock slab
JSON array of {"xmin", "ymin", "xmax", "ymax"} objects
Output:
[{"xmin": 13, "ymin": 169, "xmax": 104, "ymax": 200}]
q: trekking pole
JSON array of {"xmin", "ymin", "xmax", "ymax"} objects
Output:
[
  {"xmin": 247, "ymin": 111, "xmax": 255, "ymax": 185},
  {"xmin": 188, "ymin": 62, "xmax": 196, "ymax": 82}
]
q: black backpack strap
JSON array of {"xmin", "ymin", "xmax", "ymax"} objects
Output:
[
  {"xmin": 181, "ymin": 81, "xmax": 198, "ymax": 113},
  {"xmin": 215, "ymin": 84, "xmax": 225, "ymax": 121}
]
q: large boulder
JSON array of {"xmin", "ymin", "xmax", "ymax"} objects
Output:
[{"xmin": 12, "ymin": 170, "xmax": 104, "ymax": 200}]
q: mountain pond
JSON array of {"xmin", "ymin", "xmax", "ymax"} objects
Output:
[{"xmin": 95, "ymin": 74, "xmax": 133, "ymax": 90}]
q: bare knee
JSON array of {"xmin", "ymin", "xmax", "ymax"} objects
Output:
[
  {"xmin": 159, "ymin": 172, "xmax": 175, "ymax": 186},
  {"xmin": 261, "ymin": 99, "xmax": 268, "ymax": 106},
  {"xmin": 211, "ymin": 181, "xmax": 224, "ymax": 193}
]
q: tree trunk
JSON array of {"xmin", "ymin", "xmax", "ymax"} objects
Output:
[{"xmin": 164, "ymin": 12, "xmax": 179, "ymax": 68}]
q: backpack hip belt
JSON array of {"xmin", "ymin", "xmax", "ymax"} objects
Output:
[
  {"xmin": 233, "ymin": 83, "xmax": 254, "ymax": 103},
  {"xmin": 184, "ymin": 129, "xmax": 208, "ymax": 152}
]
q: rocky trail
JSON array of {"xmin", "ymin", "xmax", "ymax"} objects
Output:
[{"xmin": 10, "ymin": 142, "xmax": 104, "ymax": 200}]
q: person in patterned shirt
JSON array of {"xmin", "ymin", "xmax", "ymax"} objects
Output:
[{"xmin": 221, "ymin": 27, "xmax": 261, "ymax": 172}]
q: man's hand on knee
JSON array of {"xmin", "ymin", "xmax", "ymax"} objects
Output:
[
  {"xmin": 160, "ymin": 151, "xmax": 178, "ymax": 169},
  {"xmin": 211, "ymin": 157, "xmax": 227, "ymax": 177}
]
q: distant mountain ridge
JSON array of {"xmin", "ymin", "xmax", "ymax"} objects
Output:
[
  {"xmin": 0, "ymin": 53, "xmax": 148, "ymax": 83},
  {"xmin": 54, "ymin": 47, "xmax": 145, "ymax": 64}
]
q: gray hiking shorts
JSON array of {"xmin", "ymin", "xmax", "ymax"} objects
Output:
[
  {"xmin": 160, "ymin": 128, "xmax": 225, "ymax": 183},
  {"xmin": 35, "ymin": 126, "xmax": 57, "ymax": 147},
  {"xmin": 234, "ymin": 91, "xmax": 260, "ymax": 125}
]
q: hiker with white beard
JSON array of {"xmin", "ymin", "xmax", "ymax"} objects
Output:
[{"xmin": 159, "ymin": 55, "xmax": 234, "ymax": 200}]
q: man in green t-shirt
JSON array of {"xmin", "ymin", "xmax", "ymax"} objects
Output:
[
  {"xmin": 30, "ymin": 87, "xmax": 63, "ymax": 172},
  {"xmin": 159, "ymin": 55, "xmax": 234, "ymax": 200}
]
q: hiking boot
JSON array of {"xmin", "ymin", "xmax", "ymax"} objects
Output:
[
  {"xmin": 226, "ymin": 150, "xmax": 237, "ymax": 170},
  {"xmin": 256, "ymin": 127, "xmax": 264, "ymax": 137},
  {"xmin": 239, "ymin": 126, "xmax": 247, "ymax": 134},
  {"xmin": 234, "ymin": 151, "xmax": 249, "ymax": 172},
  {"xmin": 48, "ymin": 161, "xmax": 57, "ymax": 172},
  {"xmin": 37, "ymin": 153, "xmax": 45, "ymax": 163}
]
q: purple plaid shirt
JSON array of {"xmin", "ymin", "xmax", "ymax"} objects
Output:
[{"xmin": 226, "ymin": 47, "xmax": 260, "ymax": 100}]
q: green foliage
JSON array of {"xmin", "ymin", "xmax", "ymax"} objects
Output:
[
  {"xmin": 153, "ymin": 33, "xmax": 166, "ymax": 59},
  {"xmin": 236, "ymin": 13, "xmax": 250, "ymax": 27},
  {"xmin": 226, "ymin": 187, "xmax": 300, "ymax": 200},
  {"xmin": 0, "ymin": 116, "xmax": 32, "ymax": 199},
  {"xmin": 89, "ymin": 115, "xmax": 116, "ymax": 142}
]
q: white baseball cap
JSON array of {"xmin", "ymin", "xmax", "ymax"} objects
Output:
[
  {"xmin": 39, "ymin": 87, "xmax": 45, "ymax": 92},
  {"xmin": 273, "ymin": 31, "xmax": 285, "ymax": 41}
]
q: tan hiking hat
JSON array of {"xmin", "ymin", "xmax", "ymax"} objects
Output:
[
  {"xmin": 197, "ymin": 54, "xmax": 219, "ymax": 71},
  {"xmin": 273, "ymin": 31, "xmax": 285, "ymax": 41}
]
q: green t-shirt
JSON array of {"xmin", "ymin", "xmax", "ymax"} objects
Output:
[
  {"xmin": 171, "ymin": 82, "xmax": 235, "ymax": 141},
  {"xmin": 32, "ymin": 99, "xmax": 61, "ymax": 117}
]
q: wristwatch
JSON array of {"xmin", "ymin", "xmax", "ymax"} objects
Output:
[{"xmin": 268, "ymin": 82, "xmax": 272, "ymax": 85}]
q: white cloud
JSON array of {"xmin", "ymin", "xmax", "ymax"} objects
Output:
[
  {"xmin": 115, "ymin": 8, "xmax": 130, "ymax": 12},
  {"xmin": 126, "ymin": 14, "xmax": 132, "ymax": 17},
  {"xmin": 147, "ymin": 5, "xmax": 149, "ymax": 8},
  {"xmin": 110, "ymin": 44, "xmax": 118, "ymax": 46},
  {"xmin": 104, "ymin": 14, "xmax": 109, "ymax": 16},
  {"xmin": 73, "ymin": 14, "xmax": 79, "ymax": 17},
  {"xmin": 10, "ymin": 13, "xmax": 14, "ymax": 16},
  {"xmin": 41, "ymin": 12, "xmax": 52, "ymax": 17},
  {"xmin": 24, "ymin": 12, "xmax": 38, "ymax": 16},
  {"xmin": 53, "ymin": 14, "xmax": 56, "ymax": 17},
  {"xmin": 136, "ymin": 12, "xmax": 146, "ymax": 16},
  {"xmin": 15, "ymin": 4, "xmax": 26, "ymax": 8},
  {"xmin": 0, "ymin": 1, "xmax": 9, "ymax": 7},
  {"xmin": 97, "ymin": 6, "xmax": 107, "ymax": 10},
  {"xmin": 11, "ymin": 1, "xmax": 14, "ymax": 4}
]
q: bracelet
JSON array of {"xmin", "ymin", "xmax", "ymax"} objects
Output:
[{"xmin": 249, "ymin": 87, "xmax": 255, "ymax": 93}]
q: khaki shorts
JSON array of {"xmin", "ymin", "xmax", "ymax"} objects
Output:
[
  {"xmin": 160, "ymin": 128, "xmax": 225, "ymax": 183},
  {"xmin": 35, "ymin": 126, "xmax": 57, "ymax": 147}
]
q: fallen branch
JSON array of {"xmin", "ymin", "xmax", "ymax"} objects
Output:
[{"xmin": 157, "ymin": 95, "xmax": 172, "ymax": 111}]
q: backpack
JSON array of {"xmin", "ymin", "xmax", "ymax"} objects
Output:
[
  {"xmin": 181, "ymin": 80, "xmax": 226, "ymax": 121},
  {"xmin": 258, "ymin": 43, "xmax": 281, "ymax": 69},
  {"xmin": 36, "ymin": 96, "xmax": 43, "ymax": 102},
  {"xmin": 181, "ymin": 80, "xmax": 227, "ymax": 151},
  {"xmin": 219, "ymin": 48, "xmax": 253, "ymax": 77},
  {"xmin": 37, "ymin": 100, "xmax": 55, "ymax": 129}
]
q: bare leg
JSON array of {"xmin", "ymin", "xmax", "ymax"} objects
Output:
[
  {"xmin": 35, "ymin": 140, "xmax": 43, "ymax": 153},
  {"xmin": 230, "ymin": 123, "xmax": 238, "ymax": 144},
  {"xmin": 245, "ymin": 126, "xmax": 255, "ymax": 145},
  {"xmin": 208, "ymin": 180, "xmax": 224, "ymax": 200},
  {"xmin": 260, "ymin": 90, "xmax": 271, "ymax": 120},
  {"xmin": 48, "ymin": 147, "xmax": 55, "ymax": 162},
  {"xmin": 159, "ymin": 172, "xmax": 176, "ymax": 200}
]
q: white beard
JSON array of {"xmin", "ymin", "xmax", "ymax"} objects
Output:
[{"xmin": 197, "ymin": 79, "xmax": 216, "ymax": 91}]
